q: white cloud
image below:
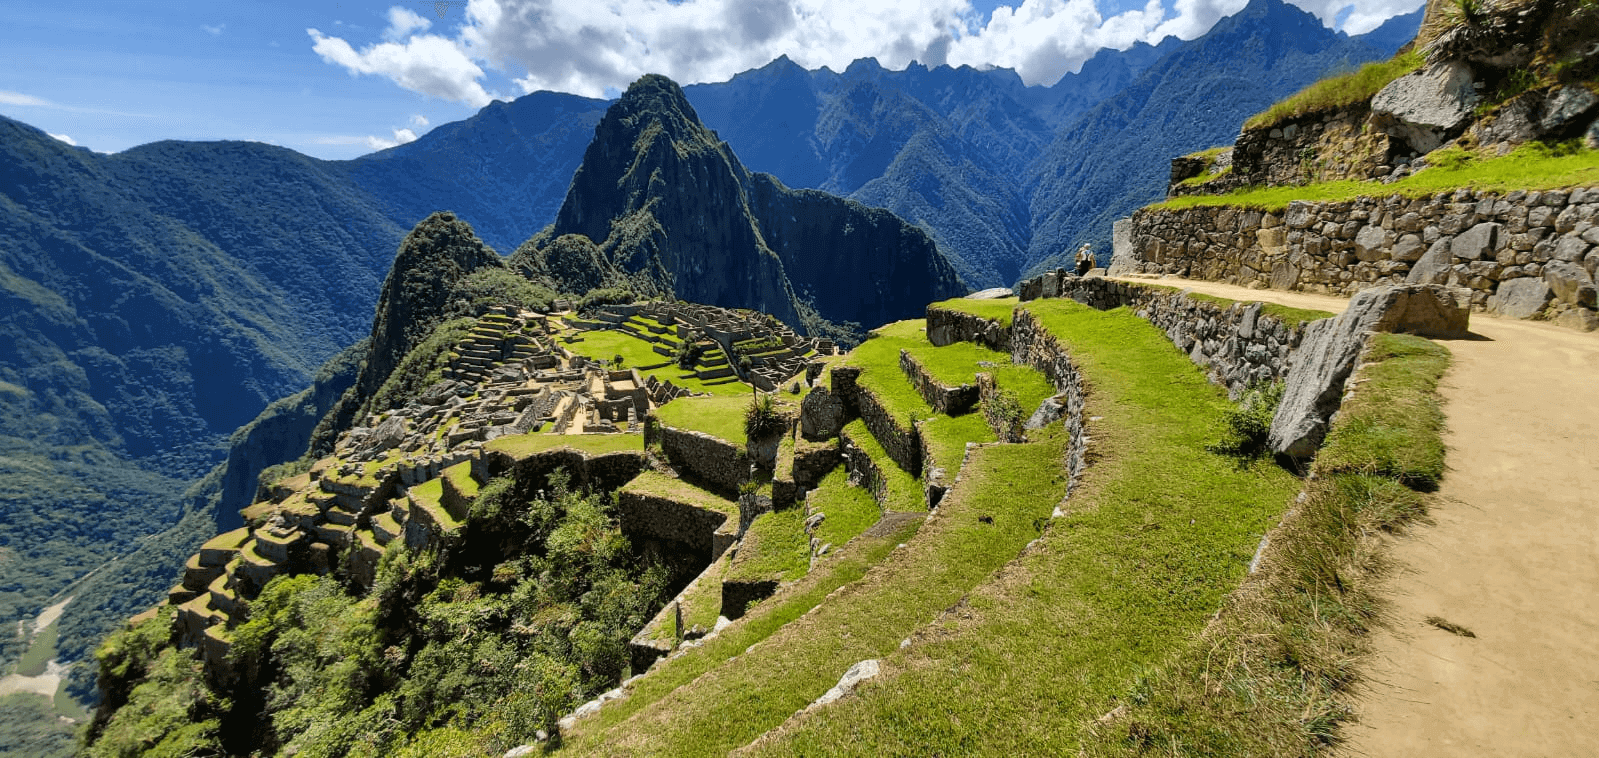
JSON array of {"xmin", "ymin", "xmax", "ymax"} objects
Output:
[
  {"xmin": 307, "ymin": 0, "xmax": 1423, "ymax": 102},
  {"xmin": 410, "ymin": 113, "xmax": 430, "ymax": 127},
  {"xmin": 48, "ymin": 132, "xmax": 76, "ymax": 146},
  {"xmin": 202, "ymin": 23, "xmax": 225, "ymax": 36},
  {"xmin": 0, "ymin": 90, "xmax": 55, "ymax": 107},
  {"xmin": 308, "ymin": 27, "xmax": 496, "ymax": 106},
  {"xmin": 384, "ymin": 7, "xmax": 432, "ymax": 41},
  {"xmin": 316, "ymin": 126, "xmax": 422, "ymax": 151}
]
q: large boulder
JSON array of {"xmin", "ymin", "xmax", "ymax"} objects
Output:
[
  {"xmin": 800, "ymin": 386, "xmax": 846, "ymax": 440},
  {"xmin": 1486, "ymin": 277, "xmax": 1553, "ymax": 318},
  {"xmin": 1370, "ymin": 60, "xmax": 1480, "ymax": 153},
  {"xmin": 1540, "ymin": 86, "xmax": 1598, "ymax": 134},
  {"xmin": 1268, "ymin": 285, "xmax": 1469, "ymax": 459},
  {"xmin": 1106, "ymin": 218, "xmax": 1140, "ymax": 276}
]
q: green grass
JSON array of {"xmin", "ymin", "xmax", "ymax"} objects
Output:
[
  {"xmin": 678, "ymin": 553, "xmax": 731, "ymax": 634},
  {"xmin": 562, "ymin": 424, "xmax": 1069, "ymax": 756},
  {"xmin": 13, "ymin": 618, "xmax": 58, "ymax": 678},
  {"xmin": 482, "ymin": 432, "xmax": 643, "ymax": 459},
  {"xmin": 740, "ymin": 299, "xmax": 1304, "ymax": 757},
  {"xmin": 1073, "ymin": 332, "xmax": 1451, "ymax": 755},
  {"xmin": 725, "ymin": 509, "xmax": 810, "ymax": 584},
  {"xmin": 441, "ymin": 461, "xmax": 479, "ymax": 498},
  {"xmin": 919, "ymin": 413, "xmax": 996, "ymax": 477},
  {"xmin": 841, "ymin": 419, "xmax": 923, "ymax": 513},
  {"xmin": 654, "ymin": 395, "xmax": 756, "ymax": 445},
  {"xmin": 1246, "ymin": 52, "xmax": 1423, "ymax": 129},
  {"xmin": 1316, "ymin": 333, "xmax": 1451, "ymax": 489},
  {"xmin": 1184, "ymin": 293, "xmax": 1334, "ymax": 327},
  {"xmin": 930, "ymin": 297, "xmax": 1018, "ymax": 327},
  {"xmin": 805, "ymin": 468, "xmax": 883, "ymax": 551},
  {"xmin": 620, "ymin": 471, "xmax": 739, "ymax": 518},
  {"xmin": 1160, "ymin": 141, "xmax": 1599, "ymax": 212},
  {"xmin": 842, "ymin": 320, "xmax": 937, "ymax": 427},
  {"xmin": 561, "ymin": 515, "xmax": 924, "ymax": 748},
  {"xmin": 563, "ymin": 328, "xmax": 749, "ymax": 397}
]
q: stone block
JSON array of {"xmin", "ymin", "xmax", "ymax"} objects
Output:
[
  {"xmin": 1452, "ymin": 222, "xmax": 1501, "ymax": 260},
  {"xmin": 1354, "ymin": 224, "xmax": 1389, "ymax": 261},
  {"xmin": 1544, "ymin": 260, "xmax": 1597, "ymax": 308},
  {"xmin": 1486, "ymin": 277, "xmax": 1553, "ymax": 319},
  {"xmin": 1392, "ymin": 233, "xmax": 1426, "ymax": 262}
]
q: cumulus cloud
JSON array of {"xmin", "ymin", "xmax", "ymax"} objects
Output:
[
  {"xmin": 383, "ymin": 7, "xmax": 432, "ymax": 41},
  {"xmin": 410, "ymin": 113, "xmax": 430, "ymax": 127},
  {"xmin": 48, "ymin": 133, "xmax": 76, "ymax": 146},
  {"xmin": 314, "ymin": 126, "xmax": 421, "ymax": 150},
  {"xmin": 308, "ymin": 27, "xmax": 496, "ymax": 106},
  {"xmin": 203, "ymin": 23, "xmax": 225, "ymax": 36},
  {"xmin": 308, "ymin": 0, "xmax": 1421, "ymax": 103}
]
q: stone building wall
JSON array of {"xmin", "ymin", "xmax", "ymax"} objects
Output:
[{"xmin": 1120, "ymin": 186, "xmax": 1599, "ymax": 330}]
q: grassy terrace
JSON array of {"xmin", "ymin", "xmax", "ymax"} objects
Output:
[
  {"xmin": 805, "ymin": 467, "xmax": 883, "ymax": 551},
  {"xmin": 619, "ymin": 470, "xmax": 738, "ymax": 519},
  {"xmin": 739, "ymin": 299, "xmax": 1303, "ymax": 756},
  {"xmin": 1245, "ymin": 51, "xmax": 1422, "ymax": 130},
  {"xmin": 562, "ymin": 420, "xmax": 1069, "ymax": 756},
  {"xmin": 562, "ymin": 328, "xmax": 748, "ymax": 397},
  {"xmin": 840, "ymin": 419, "xmax": 923, "ymax": 513},
  {"xmin": 653, "ymin": 395, "xmax": 756, "ymax": 445},
  {"xmin": 1161, "ymin": 142, "xmax": 1599, "ymax": 211},
  {"xmin": 1183, "ymin": 292, "xmax": 1334, "ymax": 327},
  {"xmin": 932, "ymin": 296, "xmax": 1018, "ymax": 327},
  {"xmin": 725, "ymin": 508, "xmax": 810, "ymax": 584},
  {"xmin": 482, "ymin": 432, "xmax": 643, "ymax": 459}
]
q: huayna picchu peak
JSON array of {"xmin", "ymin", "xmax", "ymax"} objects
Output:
[{"xmin": 513, "ymin": 74, "xmax": 966, "ymax": 339}]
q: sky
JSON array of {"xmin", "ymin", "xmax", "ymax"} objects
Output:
[{"xmin": 0, "ymin": 0, "xmax": 1422, "ymax": 160}]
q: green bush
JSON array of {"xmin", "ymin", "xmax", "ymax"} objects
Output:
[{"xmin": 1208, "ymin": 381, "xmax": 1285, "ymax": 459}]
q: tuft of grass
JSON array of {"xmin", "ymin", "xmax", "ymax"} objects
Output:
[
  {"xmin": 1425, "ymin": 615, "xmax": 1477, "ymax": 638},
  {"xmin": 1316, "ymin": 333, "xmax": 1450, "ymax": 490},
  {"xmin": 1208, "ymin": 381, "xmax": 1286, "ymax": 458},
  {"xmin": 1246, "ymin": 52, "xmax": 1424, "ymax": 130},
  {"xmin": 1159, "ymin": 141, "xmax": 1599, "ymax": 212}
]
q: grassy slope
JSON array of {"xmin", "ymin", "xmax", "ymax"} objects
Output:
[
  {"xmin": 742, "ymin": 299, "xmax": 1303, "ymax": 756},
  {"xmin": 653, "ymin": 396, "xmax": 755, "ymax": 446},
  {"xmin": 1161, "ymin": 142, "xmax": 1599, "ymax": 211},
  {"xmin": 620, "ymin": 470, "xmax": 737, "ymax": 518},
  {"xmin": 561, "ymin": 424, "xmax": 1071, "ymax": 756},
  {"xmin": 805, "ymin": 468, "xmax": 883, "ymax": 550}
]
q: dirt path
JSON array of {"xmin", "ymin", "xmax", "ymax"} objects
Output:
[{"xmin": 1118, "ymin": 275, "xmax": 1599, "ymax": 756}]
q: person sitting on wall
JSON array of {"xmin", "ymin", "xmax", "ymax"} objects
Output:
[{"xmin": 1074, "ymin": 243, "xmax": 1095, "ymax": 276}]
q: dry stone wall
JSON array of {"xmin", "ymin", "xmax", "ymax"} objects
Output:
[
  {"xmin": 898, "ymin": 349, "xmax": 978, "ymax": 416},
  {"xmin": 654, "ymin": 426, "xmax": 751, "ymax": 497},
  {"xmin": 1122, "ymin": 186, "xmax": 1599, "ymax": 330},
  {"xmin": 1005, "ymin": 310, "xmax": 1090, "ymax": 496},
  {"xmin": 926, "ymin": 306, "xmax": 1010, "ymax": 352},
  {"xmin": 1015, "ymin": 276, "xmax": 1310, "ymax": 399},
  {"xmin": 829, "ymin": 365, "xmax": 921, "ymax": 475}
]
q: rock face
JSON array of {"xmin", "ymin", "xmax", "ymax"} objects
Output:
[
  {"xmin": 1268, "ymin": 285, "xmax": 1467, "ymax": 458},
  {"xmin": 800, "ymin": 387, "xmax": 846, "ymax": 440},
  {"xmin": 517, "ymin": 74, "xmax": 965, "ymax": 335},
  {"xmin": 1487, "ymin": 277, "xmax": 1553, "ymax": 318},
  {"xmin": 1370, "ymin": 60, "xmax": 1480, "ymax": 153}
]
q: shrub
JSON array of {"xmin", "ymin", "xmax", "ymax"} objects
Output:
[
  {"xmin": 744, "ymin": 394, "xmax": 788, "ymax": 440},
  {"xmin": 1208, "ymin": 381, "xmax": 1285, "ymax": 459}
]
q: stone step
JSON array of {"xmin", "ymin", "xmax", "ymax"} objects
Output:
[
  {"xmin": 370, "ymin": 512, "xmax": 403, "ymax": 546},
  {"xmin": 251, "ymin": 527, "xmax": 303, "ymax": 564}
]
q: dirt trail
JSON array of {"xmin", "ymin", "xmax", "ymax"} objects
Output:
[{"xmin": 1117, "ymin": 275, "xmax": 1599, "ymax": 756}]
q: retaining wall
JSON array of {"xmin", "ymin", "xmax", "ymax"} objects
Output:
[
  {"xmin": 899, "ymin": 349, "xmax": 978, "ymax": 416},
  {"xmin": 1120, "ymin": 187, "xmax": 1599, "ymax": 329}
]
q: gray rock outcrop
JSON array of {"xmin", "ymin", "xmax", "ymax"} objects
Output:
[
  {"xmin": 1544, "ymin": 260, "xmax": 1597, "ymax": 308},
  {"xmin": 1268, "ymin": 285, "xmax": 1467, "ymax": 458},
  {"xmin": 1107, "ymin": 218, "xmax": 1139, "ymax": 276},
  {"xmin": 800, "ymin": 386, "xmax": 846, "ymax": 440},
  {"xmin": 1370, "ymin": 60, "xmax": 1479, "ymax": 153}
]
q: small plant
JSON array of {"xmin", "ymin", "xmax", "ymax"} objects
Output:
[
  {"xmin": 983, "ymin": 387, "xmax": 1026, "ymax": 443},
  {"xmin": 744, "ymin": 393, "xmax": 787, "ymax": 440},
  {"xmin": 1208, "ymin": 381, "xmax": 1285, "ymax": 459},
  {"xmin": 612, "ymin": 353, "xmax": 625, "ymax": 368}
]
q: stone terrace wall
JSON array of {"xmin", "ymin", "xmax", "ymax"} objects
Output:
[
  {"xmin": 899, "ymin": 349, "xmax": 978, "ymax": 416},
  {"xmin": 926, "ymin": 306, "xmax": 1010, "ymax": 353},
  {"xmin": 1122, "ymin": 187, "xmax": 1599, "ymax": 330},
  {"xmin": 615, "ymin": 490, "xmax": 735, "ymax": 563},
  {"xmin": 1023, "ymin": 277, "xmax": 1309, "ymax": 398},
  {"xmin": 829, "ymin": 365, "xmax": 921, "ymax": 475},
  {"xmin": 839, "ymin": 426, "xmax": 894, "ymax": 511},
  {"xmin": 1006, "ymin": 309, "xmax": 1090, "ymax": 496},
  {"xmin": 654, "ymin": 426, "xmax": 750, "ymax": 497}
]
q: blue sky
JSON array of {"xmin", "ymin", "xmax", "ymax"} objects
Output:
[{"xmin": 0, "ymin": 0, "xmax": 1420, "ymax": 160}]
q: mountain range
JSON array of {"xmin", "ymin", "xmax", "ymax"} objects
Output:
[{"xmin": 0, "ymin": 0, "xmax": 1423, "ymax": 734}]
